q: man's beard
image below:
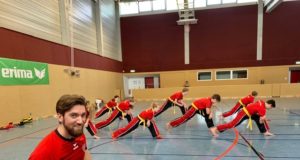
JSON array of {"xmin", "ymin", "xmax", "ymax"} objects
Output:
[{"xmin": 63, "ymin": 121, "xmax": 84, "ymax": 137}]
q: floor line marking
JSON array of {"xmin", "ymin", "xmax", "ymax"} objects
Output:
[
  {"xmin": 214, "ymin": 128, "xmax": 239, "ymax": 160},
  {"xmin": 239, "ymin": 132, "xmax": 264, "ymax": 160},
  {"xmin": 0, "ymin": 125, "xmax": 55, "ymax": 145}
]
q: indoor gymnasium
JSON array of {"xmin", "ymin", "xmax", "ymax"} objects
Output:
[{"xmin": 0, "ymin": 0, "xmax": 300, "ymax": 159}]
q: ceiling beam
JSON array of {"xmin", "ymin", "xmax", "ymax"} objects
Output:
[{"xmin": 265, "ymin": 0, "xmax": 283, "ymax": 13}]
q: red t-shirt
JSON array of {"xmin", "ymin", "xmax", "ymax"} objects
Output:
[
  {"xmin": 117, "ymin": 100, "xmax": 131, "ymax": 112},
  {"xmin": 245, "ymin": 100, "xmax": 266, "ymax": 116},
  {"xmin": 139, "ymin": 109, "xmax": 155, "ymax": 120},
  {"xmin": 169, "ymin": 92, "xmax": 183, "ymax": 101},
  {"xmin": 240, "ymin": 95, "xmax": 255, "ymax": 105},
  {"xmin": 106, "ymin": 99, "xmax": 117, "ymax": 108},
  {"xmin": 192, "ymin": 97, "xmax": 212, "ymax": 110},
  {"xmin": 29, "ymin": 130, "xmax": 87, "ymax": 160}
]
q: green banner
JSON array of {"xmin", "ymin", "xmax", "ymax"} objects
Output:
[{"xmin": 0, "ymin": 57, "xmax": 49, "ymax": 85}]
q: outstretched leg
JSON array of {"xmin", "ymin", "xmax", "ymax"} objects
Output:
[
  {"xmin": 95, "ymin": 110, "xmax": 122, "ymax": 129},
  {"xmin": 112, "ymin": 118, "xmax": 140, "ymax": 139},
  {"xmin": 168, "ymin": 107, "xmax": 197, "ymax": 128},
  {"xmin": 155, "ymin": 100, "xmax": 173, "ymax": 117},
  {"xmin": 94, "ymin": 107, "xmax": 109, "ymax": 119},
  {"xmin": 217, "ymin": 112, "xmax": 248, "ymax": 132}
]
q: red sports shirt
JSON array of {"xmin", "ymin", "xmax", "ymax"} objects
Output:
[
  {"xmin": 192, "ymin": 97, "xmax": 212, "ymax": 110},
  {"xmin": 245, "ymin": 100, "xmax": 266, "ymax": 116},
  {"xmin": 29, "ymin": 130, "xmax": 87, "ymax": 160},
  {"xmin": 117, "ymin": 100, "xmax": 131, "ymax": 112},
  {"xmin": 106, "ymin": 99, "xmax": 117, "ymax": 108},
  {"xmin": 169, "ymin": 92, "xmax": 183, "ymax": 101},
  {"xmin": 240, "ymin": 95, "xmax": 255, "ymax": 105},
  {"xmin": 139, "ymin": 109, "xmax": 155, "ymax": 120}
]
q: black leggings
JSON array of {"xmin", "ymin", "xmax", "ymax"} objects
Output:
[{"xmin": 155, "ymin": 100, "xmax": 186, "ymax": 117}]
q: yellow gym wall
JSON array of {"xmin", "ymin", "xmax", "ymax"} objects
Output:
[
  {"xmin": 0, "ymin": 64, "xmax": 123, "ymax": 126},
  {"xmin": 133, "ymin": 84, "xmax": 300, "ymax": 101},
  {"xmin": 159, "ymin": 65, "xmax": 291, "ymax": 88},
  {"xmin": 127, "ymin": 65, "xmax": 300, "ymax": 100}
]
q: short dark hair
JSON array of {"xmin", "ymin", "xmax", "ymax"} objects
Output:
[
  {"xmin": 182, "ymin": 87, "xmax": 189, "ymax": 92},
  {"xmin": 251, "ymin": 91, "xmax": 258, "ymax": 96},
  {"xmin": 56, "ymin": 94, "xmax": 87, "ymax": 115},
  {"xmin": 212, "ymin": 94, "xmax": 221, "ymax": 102},
  {"xmin": 266, "ymin": 99, "xmax": 276, "ymax": 108},
  {"xmin": 125, "ymin": 96, "xmax": 135, "ymax": 102},
  {"xmin": 123, "ymin": 97, "xmax": 135, "ymax": 109},
  {"xmin": 129, "ymin": 104, "xmax": 134, "ymax": 109},
  {"xmin": 114, "ymin": 95, "xmax": 119, "ymax": 99},
  {"xmin": 151, "ymin": 103, "xmax": 159, "ymax": 109}
]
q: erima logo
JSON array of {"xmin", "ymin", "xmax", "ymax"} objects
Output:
[
  {"xmin": 1, "ymin": 67, "xmax": 45, "ymax": 79},
  {"xmin": 34, "ymin": 68, "xmax": 46, "ymax": 79},
  {"xmin": 73, "ymin": 143, "xmax": 79, "ymax": 150}
]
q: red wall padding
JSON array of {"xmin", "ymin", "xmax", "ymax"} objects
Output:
[
  {"xmin": 121, "ymin": 12, "xmax": 184, "ymax": 72},
  {"xmin": 121, "ymin": 2, "xmax": 300, "ymax": 72},
  {"xmin": 263, "ymin": 1, "xmax": 300, "ymax": 65},
  {"xmin": 190, "ymin": 5, "xmax": 257, "ymax": 69},
  {"xmin": 1, "ymin": 2, "xmax": 299, "ymax": 73},
  {"xmin": 0, "ymin": 28, "xmax": 122, "ymax": 72}
]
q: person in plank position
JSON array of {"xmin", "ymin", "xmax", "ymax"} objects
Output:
[
  {"xmin": 94, "ymin": 95, "xmax": 119, "ymax": 119},
  {"xmin": 166, "ymin": 94, "xmax": 221, "ymax": 137},
  {"xmin": 112, "ymin": 103, "xmax": 162, "ymax": 139},
  {"xmin": 221, "ymin": 91, "xmax": 258, "ymax": 118},
  {"xmin": 155, "ymin": 88, "xmax": 189, "ymax": 117},
  {"xmin": 95, "ymin": 98, "xmax": 134, "ymax": 130},
  {"xmin": 211, "ymin": 99, "xmax": 276, "ymax": 137}
]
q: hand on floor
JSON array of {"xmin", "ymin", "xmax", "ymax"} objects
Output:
[{"xmin": 165, "ymin": 123, "xmax": 172, "ymax": 132}]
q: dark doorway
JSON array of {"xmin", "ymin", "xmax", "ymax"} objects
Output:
[
  {"xmin": 145, "ymin": 77, "xmax": 154, "ymax": 88},
  {"xmin": 291, "ymin": 70, "xmax": 300, "ymax": 83}
]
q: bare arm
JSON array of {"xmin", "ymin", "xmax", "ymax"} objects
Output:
[
  {"xmin": 176, "ymin": 99, "xmax": 185, "ymax": 107},
  {"xmin": 147, "ymin": 120, "xmax": 151, "ymax": 127},
  {"xmin": 84, "ymin": 150, "xmax": 92, "ymax": 160},
  {"xmin": 126, "ymin": 109, "xmax": 132, "ymax": 115},
  {"xmin": 173, "ymin": 99, "xmax": 182, "ymax": 106},
  {"xmin": 259, "ymin": 115, "xmax": 266, "ymax": 123},
  {"xmin": 206, "ymin": 108, "xmax": 213, "ymax": 119}
]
